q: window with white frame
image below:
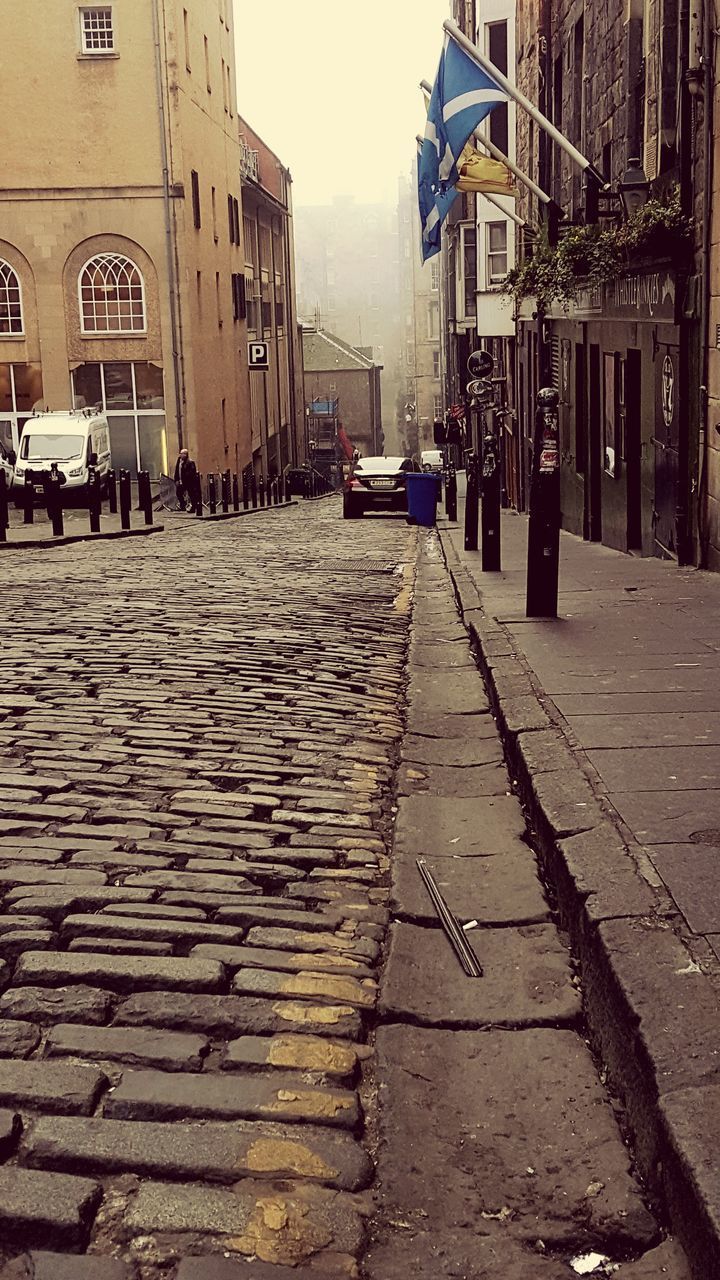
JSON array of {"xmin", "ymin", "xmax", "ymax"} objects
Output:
[
  {"xmin": 0, "ymin": 261, "xmax": 23, "ymax": 335},
  {"xmin": 486, "ymin": 221, "xmax": 508, "ymax": 284},
  {"xmin": 427, "ymin": 301, "xmax": 439, "ymax": 339},
  {"xmin": 433, "ymin": 349, "xmax": 440, "ymax": 379},
  {"xmin": 430, "ymin": 258, "xmax": 440, "ymax": 291},
  {"xmin": 434, "ymin": 394, "xmax": 443, "ymax": 418},
  {"xmin": 80, "ymin": 7, "xmax": 114, "ymax": 53},
  {"xmin": 79, "ymin": 254, "xmax": 146, "ymax": 334}
]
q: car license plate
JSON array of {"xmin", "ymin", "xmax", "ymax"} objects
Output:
[{"xmin": 369, "ymin": 480, "xmax": 394, "ymax": 489}]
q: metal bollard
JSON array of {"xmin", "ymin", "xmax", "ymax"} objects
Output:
[
  {"xmin": 268, "ymin": 478, "xmax": 274, "ymax": 506},
  {"xmin": 107, "ymin": 469, "xmax": 117, "ymax": 514},
  {"xmin": 526, "ymin": 388, "xmax": 560, "ymax": 617},
  {"xmin": 195, "ymin": 473, "xmax": 203, "ymax": 517},
  {"xmin": 138, "ymin": 470, "xmax": 153, "ymax": 526},
  {"xmin": 87, "ymin": 466, "xmax": 101, "ymax": 534},
  {"xmin": 258, "ymin": 475, "xmax": 265, "ymax": 507},
  {"xmin": 481, "ymin": 416, "xmax": 501, "ymax": 572},
  {"xmin": 119, "ymin": 469, "xmax": 132, "ymax": 530},
  {"xmin": 208, "ymin": 473, "xmax": 217, "ymax": 515},
  {"xmin": 23, "ymin": 474, "xmax": 34, "ymax": 525},
  {"xmin": 446, "ymin": 466, "xmax": 457, "ymax": 522},
  {"xmin": 242, "ymin": 475, "xmax": 249, "ymax": 509},
  {"xmin": 251, "ymin": 474, "xmax": 258, "ymax": 508},
  {"xmin": 232, "ymin": 473, "xmax": 239, "ymax": 512},
  {"xmin": 46, "ymin": 464, "xmax": 65, "ymax": 537},
  {"xmin": 464, "ymin": 451, "xmax": 479, "ymax": 552},
  {"xmin": 277, "ymin": 474, "xmax": 285, "ymax": 504},
  {"xmin": 221, "ymin": 470, "xmax": 230, "ymax": 514},
  {"xmin": 0, "ymin": 471, "xmax": 8, "ymax": 542}
]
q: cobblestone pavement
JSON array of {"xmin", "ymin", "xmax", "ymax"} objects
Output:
[{"xmin": 0, "ymin": 499, "xmax": 412, "ymax": 1278}]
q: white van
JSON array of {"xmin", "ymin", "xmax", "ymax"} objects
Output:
[
  {"xmin": 421, "ymin": 449, "xmax": 444, "ymax": 474},
  {"xmin": 14, "ymin": 411, "xmax": 112, "ymax": 496}
]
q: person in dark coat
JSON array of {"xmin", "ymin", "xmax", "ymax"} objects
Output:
[{"xmin": 174, "ymin": 448, "xmax": 197, "ymax": 511}]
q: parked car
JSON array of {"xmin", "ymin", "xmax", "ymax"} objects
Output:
[
  {"xmin": 13, "ymin": 410, "xmax": 111, "ymax": 501},
  {"xmin": 343, "ymin": 456, "xmax": 415, "ymax": 518}
]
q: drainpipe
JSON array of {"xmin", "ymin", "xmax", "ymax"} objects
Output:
[
  {"xmin": 690, "ymin": 0, "xmax": 714, "ymax": 565},
  {"xmin": 151, "ymin": 0, "xmax": 185, "ymax": 453},
  {"xmin": 676, "ymin": 0, "xmax": 696, "ymax": 565}
]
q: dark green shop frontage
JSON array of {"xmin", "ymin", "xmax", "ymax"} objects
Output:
[{"xmin": 516, "ymin": 268, "xmax": 685, "ymax": 560}]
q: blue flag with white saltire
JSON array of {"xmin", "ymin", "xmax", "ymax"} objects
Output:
[{"xmin": 418, "ymin": 33, "xmax": 509, "ymax": 261}]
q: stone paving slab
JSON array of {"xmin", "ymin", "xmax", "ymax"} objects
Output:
[
  {"xmin": 0, "ymin": 1256, "xmax": 132, "ymax": 1280},
  {"xmin": 378, "ymin": 922, "xmax": 580, "ymax": 1028},
  {"xmin": 390, "ymin": 847, "xmax": 550, "ymax": 927},
  {"xmin": 0, "ymin": 1166, "xmax": 101, "ymax": 1248},
  {"xmin": 397, "ymin": 760, "xmax": 509, "ymax": 798},
  {"xmin": 394, "ymin": 793, "xmax": 528, "ymax": 859},
  {"xmin": 400, "ymin": 730, "xmax": 504, "ymax": 767},
  {"xmin": 372, "ymin": 1024, "xmax": 657, "ymax": 1252},
  {"xmin": 113, "ymin": 991, "xmax": 363, "ymax": 1040}
]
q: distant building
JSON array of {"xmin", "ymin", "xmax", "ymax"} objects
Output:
[
  {"xmin": 294, "ymin": 197, "xmax": 401, "ymax": 444},
  {"xmin": 397, "ymin": 169, "xmax": 443, "ymax": 458},
  {"xmin": 301, "ymin": 327, "xmax": 383, "ymax": 460},
  {"xmin": 238, "ymin": 119, "xmax": 305, "ymax": 479},
  {"xmin": 0, "ymin": 0, "xmax": 253, "ymax": 476}
]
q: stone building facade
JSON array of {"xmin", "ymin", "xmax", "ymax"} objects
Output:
[
  {"xmin": 396, "ymin": 170, "xmax": 443, "ymax": 459},
  {"xmin": 238, "ymin": 119, "xmax": 305, "ymax": 480},
  {"xmin": 514, "ymin": 0, "xmax": 706, "ymax": 562},
  {"xmin": 301, "ymin": 328, "xmax": 383, "ymax": 461},
  {"xmin": 0, "ymin": 0, "xmax": 252, "ymax": 476}
]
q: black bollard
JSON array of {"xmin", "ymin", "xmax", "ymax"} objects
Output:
[
  {"xmin": 119, "ymin": 469, "xmax": 131, "ymax": 530},
  {"xmin": 251, "ymin": 474, "xmax": 258, "ymax": 508},
  {"xmin": 46, "ymin": 464, "xmax": 65, "ymax": 537},
  {"xmin": 195, "ymin": 473, "xmax": 203, "ymax": 517},
  {"xmin": 278, "ymin": 473, "xmax": 285, "ymax": 504},
  {"xmin": 0, "ymin": 471, "xmax": 7, "ymax": 542},
  {"xmin": 87, "ymin": 466, "xmax": 101, "ymax": 534},
  {"xmin": 446, "ymin": 466, "xmax": 457, "ymax": 522},
  {"xmin": 526, "ymin": 388, "xmax": 561, "ymax": 617},
  {"xmin": 138, "ymin": 470, "xmax": 153, "ymax": 526},
  {"xmin": 268, "ymin": 478, "xmax": 274, "ymax": 506},
  {"xmin": 242, "ymin": 475, "xmax": 249, "ymax": 509},
  {"xmin": 107, "ymin": 469, "xmax": 117, "ymax": 514},
  {"xmin": 208, "ymin": 473, "xmax": 217, "ymax": 515},
  {"xmin": 258, "ymin": 475, "xmax": 265, "ymax": 507},
  {"xmin": 464, "ymin": 451, "xmax": 479, "ymax": 551},
  {"xmin": 23, "ymin": 474, "xmax": 34, "ymax": 525},
  {"xmin": 481, "ymin": 414, "xmax": 502, "ymax": 572},
  {"xmin": 232, "ymin": 473, "xmax": 239, "ymax": 511},
  {"xmin": 221, "ymin": 471, "xmax": 229, "ymax": 514}
]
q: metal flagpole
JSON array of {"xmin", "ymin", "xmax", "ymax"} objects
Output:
[
  {"xmin": 480, "ymin": 191, "xmax": 525, "ymax": 227},
  {"xmin": 442, "ymin": 19, "xmax": 606, "ymax": 184},
  {"xmin": 421, "ymin": 78, "xmax": 551, "ymax": 206}
]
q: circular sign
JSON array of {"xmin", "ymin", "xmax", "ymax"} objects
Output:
[
  {"xmin": 467, "ymin": 350, "xmax": 495, "ymax": 379},
  {"xmin": 661, "ymin": 355, "xmax": 674, "ymax": 427}
]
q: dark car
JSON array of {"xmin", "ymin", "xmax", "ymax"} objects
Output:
[{"xmin": 343, "ymin": 456, "xmax": 414, "ymax": 519}]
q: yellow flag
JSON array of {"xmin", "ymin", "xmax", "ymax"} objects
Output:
[{"xmin": 455, "ymin": 145, "xmax": 518, "ymax": 196}]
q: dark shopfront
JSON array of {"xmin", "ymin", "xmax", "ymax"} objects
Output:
[{"xmin": 517, "ymin": 268, "xmax": 683, "ymax": 559}]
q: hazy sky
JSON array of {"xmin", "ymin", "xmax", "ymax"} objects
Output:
[{"xmin": 233, "ymin": 0, "xmax": 449, "ymax": 207}]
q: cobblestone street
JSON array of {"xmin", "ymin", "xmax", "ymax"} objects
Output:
[{"xmin": 0, "ymin": 501, "xmax": 412, "ymax": 1277}]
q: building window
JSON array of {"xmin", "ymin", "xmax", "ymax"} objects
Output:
[
  {"xmin": 433, "ymin": 350, "xmax": 440, "ymax": 379},
  {"xmin": 245, "ymin": 272, "xmax": 256, "ymax": 331},
  {"xmin": 204, "ymin": 35, "xmax": 211, "ymax": 92},
  {"xmin": 216, "ymin": 272, "xmax": 222, "ymax": 327},
  {"xmin": 231, "ymin": 273, "xmax": 246, "ymax": 322},
  {"xmin": 80, "ymin": 6, "xmax": 114, "ymax": 53},
  {"xmin": 486, "ymin": 21, "xmax": 508, "ymax": 155},
  {"xmin": 226, "ymin": 63, "xmax": 233, "ymax": 116},
  {"xmin": 434, "ymin": 394, "xmax": 443, "ymax": 418},
  {"xmin": 191, "ymin": 170, "xmax": 201, "ymax": 229},
  {"xmin": 430, "ymin": 259, "xmax": 440, "ymax": 291},
  {"xmin": 211, "ymin": 186, "xmax": 218, "ymax": 241},
  {"xmin": 427, "ymin": 302, "xmax": 439, "ymax": 339},
  {"xmin": 221, "ymin": 58, "xmax": 228, "ymax": 112},
  {"xmin": 0, "ymin": 262, "xmax": 23, "ymax": 335},
  {"xmin": 486, "ymin": 222, "xmax": 508, "ymax": 285},
  {"xmin": 183, "ymin": 8, "xmax": 190, "ymax": 70},
  {"xmin": 71, "ymin": 361, "xmax": 166, "ymax": 476},
  {"xmin": 78, "ymin": 254, "xmax": 145, "ymax": 334},
  {"xmin": 228, "ymin": 195, "xmax": 240, "ymax": 245}
]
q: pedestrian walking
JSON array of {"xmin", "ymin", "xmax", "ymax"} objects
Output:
[{"xmin": 174, "ymin": 448, "xmax": 197, "ymax": 512}]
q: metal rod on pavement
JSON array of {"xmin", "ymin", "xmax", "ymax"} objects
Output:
[
  {"xmin": 232, "ymin": 473, "xmax": 239, "ymax": 511},
  {"xmin": 258, "ymin": 475, "xmax": 265, "ymax": 507},
  {"xmin": 221, "ymin": 470, "xmax": 230, "ymax": 513},
  {"xmin": 416, "ymin": 859, "xmax": 483, "ymax": 977},
  {"xmin": 251, "ymin": 474, "xmax": 257, "ymax": 508},
  {"xmin": 481, "ymin": 411, "xmax": 502, "ymax": 571},
  {"xmin": 195, "ymin": 473, "xmax": 203, "ymax": 517},
  {"xmin": 242, "ymin": 475, "xmax": 249, "ymax": 509},
  {"xmin": 446, "ymin": 465, "xmax": 457, "ymax": 522},
  {"xmin": 87, "ymin": 466, "xmax": 101, "ymax": 534},
  {"xmin": 107, "ymin": 469, "xmax": 117, "ymax": 514},
  {"xmin": 208, "ymin": 473, "xmax": 217, "ymax": 515}
]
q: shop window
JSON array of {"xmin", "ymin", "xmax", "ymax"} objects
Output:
[
  {"xmin": 603, "ymin": 352, "xmax": 618, "ymax": 476},
  {"xmin": 71, "ymin": 361, "xmax": 166, "ymax": 476},
  {"xmin": 0, "ymin": 363, "xmax": 43, "ymax": 451}
]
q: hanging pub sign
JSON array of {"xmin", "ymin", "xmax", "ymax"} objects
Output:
[{"xmin": 467, "ymin": 350, "xmax": 495, "ymax": 379}]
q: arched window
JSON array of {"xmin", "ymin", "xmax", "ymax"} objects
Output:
[
  {"xmin": 0, "ymin": 260, "xmax": 23, "ymax": 335},
  {"xmin": 79, "ymin": 253, "xmax": 146, "ymax": 334}
]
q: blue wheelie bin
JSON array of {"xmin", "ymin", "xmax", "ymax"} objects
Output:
[{"xmin": 406, "ymin": 472, "xmax": 439, "ymax": 527}]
